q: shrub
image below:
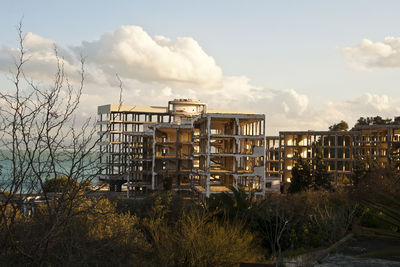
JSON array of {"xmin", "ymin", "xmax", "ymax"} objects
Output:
[
  {"xmin": 43, "ymin": 176, "xmax": 83, "ymax": 193},
  {"xmin": 249, "ymin": 190, "xmax": 358, "ymax": 259},
  {"xmin": 0, "ymin": 197, "xmax": 148, "ymax": 266},
  {"xmin": 144, "ymin": 210, "xmax": 264, "ymax": 266}
]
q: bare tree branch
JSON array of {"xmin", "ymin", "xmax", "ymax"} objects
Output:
[{"xmin": 0, "ymin": 21, "xmax": 103, "ymax": 265}]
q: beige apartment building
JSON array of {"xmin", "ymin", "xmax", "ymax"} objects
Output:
[
  {"xmin": 266, "ymin": 124, "xmax": 400, "ymax": 185},
  {"xmin": 98, "ymin": 99, "xmax": 268, "ymax": 199}
]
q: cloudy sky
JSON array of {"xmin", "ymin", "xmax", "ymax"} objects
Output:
[{"xmin": 1, "ymin": 1, "xmax": 400, "ymax": 135}]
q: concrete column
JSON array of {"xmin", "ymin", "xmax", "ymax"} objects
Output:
[
  {"xmin": 279, "ymin": 134, "xmax": 283, "ymax": 183},
  {"xmin": 151, "ymin": 129, "xmax": 156, "ymax": 190},
  {"xmin": 262, "ymin": 117, "xmax": 266, "ymax": 197},
  {"xmin": 335, "ymin": 134, "xmax": 338, "ymax": 185},
  {"xmin": 206, "ymin": 116, "xmax": 211, "ymax": 197}
]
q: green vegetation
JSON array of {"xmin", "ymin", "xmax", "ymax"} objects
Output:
[
  {"xmin": 142, "ymin": 206, "xmax": 263, "ymax": 266},
  {"xmin": 288, "ymin": 156, "xmax": 313, "ymax": 193},
  {"xmin": 42, "ymin": 176, "xmax": 92, "ymax": 193},
  {"xmin": 354, "ymin": 116, "xmax": 397, "ymax": 127},
  {"xmin": 313, "ymin": 148, "xmax": 333, "ymax": 190},
  {"xmin": 288, "ymin": 148, "xmax": 333, "ymax": 194},
  {"xmin": 350, "ymin": 157, "xmax": 382, "ymax": 186},
  {"xmin": 1, "ymin": 197, "xmax": 146, "ymax": 266},
  {"xmin": 363, "ymin": 195, "xmax": 400, "ymax": 240},
  {"xmin": 331, "ymin": 115, "xmax": 400, "ymax": 130},
  {"xmin": 0, "ymin": 188, "xmax": 360, "ymax": 266},
  {"xmin": 329, "ymin": 120, "xmax": 349, "ymax": 131},
  {"xmin": 352, "ymin": 164, "xmax": 400, "ymax": 258},
  {"xmin": 2, "ymin": 161, "xmax": 400, "ymax": 266}
]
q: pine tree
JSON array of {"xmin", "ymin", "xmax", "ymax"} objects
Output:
[
  {"xmin": 313, "ymin": 147, "xmax": 333, "ymax": 190},
  {"xmin": 289, "ymin": 147, "xmax": 333, "ymax": 193},
  {"xmin": 351, "ymin": 156, "xmax": 379, "ymax": 185},
  {"xmin": 288, "ymin": 156, "xmax": 313, "ymax": 193}
]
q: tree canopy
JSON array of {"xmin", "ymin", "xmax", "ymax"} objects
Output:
[
  {"xmin": 288, "ymin": 157, "xmax": 313, "ymax": 193},
  {"xmin": 289, "ymin": 147, "xmax": 333, "ymax": 193},
  {"xmin": 43, "ymin": 176, "xmax": 91, "ymax": 193},
  {"xmin": 331, "ymin": 116, "xmax": 400, "ymax": 130},
  {"xmin": 329, "ymin": 120, "xmax": 349, "ymax": 131},
  {"xmin": 313, "ymin": 148, "xmax": 333, "ymax": 191},
  {"xmin": 354, "ymin": 116, "xmax": 393, "ymax": 127}
]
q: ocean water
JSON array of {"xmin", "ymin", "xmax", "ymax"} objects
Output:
[{"xmin": 0, "ymin": 150, "xmax": 100, "ymax": 193}]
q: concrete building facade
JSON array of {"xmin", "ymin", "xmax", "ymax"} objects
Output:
[
  {"xmin": 266, "ymin": 124, "xmax": 400, "ymax": 185},
  {"xmin": 192, "ymin": 113, "xmax": 266, "ymax": 200},
  {"xmin": 98, "ymin": 99, "xmax": 267, "ymax": 198}
]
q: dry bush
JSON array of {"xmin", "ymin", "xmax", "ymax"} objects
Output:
[
  {"xmin": 1, "ymin": 197, "xmax": 149, "ymax": 266},
  {"xmin": 143, "ymin": 202, "xmax": 264, "ymax": 267}
]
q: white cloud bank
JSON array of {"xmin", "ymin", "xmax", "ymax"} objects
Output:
[
  {"xmin": 71, "ymin": 26, "xmax": 223, "ymax": 88},
  {"xmin": 0, "ymin": 32, "xmax": 80, "ymax": 82},
  {"xmin": 1, "ymin": 26, "xmax": 399, "ymax": 135},
  {"xmin": 342, "ymin": 37, "xmax": 400, "ymax": 70}
]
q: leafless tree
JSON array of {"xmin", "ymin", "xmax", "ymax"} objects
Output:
[{"xmin": 0, "ymin": 21, "xmax": 105, "ymax": 265}]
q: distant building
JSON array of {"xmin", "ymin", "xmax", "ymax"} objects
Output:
[
  {"xmin": 266, "ymin": 124, "xmax": 400, "ymax": 185},
  {"xmin": 98, "ymin": 99, "xmax": 266, "ymax": 199}
]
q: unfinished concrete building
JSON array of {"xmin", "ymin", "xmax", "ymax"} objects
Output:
[
  {"xmin": 266, "ymin": 131, "xmax": 357, "ymax": 185},
  {"xmin": 192, "ymin": 113, "xmax": 266, "ymax": 200},
  {"xmin": 354, "ymin": 124, "xmax": 400, "ymax": 162},
  {"xmin": 98, "ymin": 104, "xmax": 172, "ymax": 191},
  {"xmin": 266, "ymin": 123, "xmax": 400, "ymax": 186},
  {"xmin": 98, "ymin": 99, "xmax": 266, "ymax": 197}
]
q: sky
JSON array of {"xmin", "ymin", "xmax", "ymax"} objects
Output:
[{"xmin": 1, "ymin": 0, "xmax": 400, "ymax": 135}]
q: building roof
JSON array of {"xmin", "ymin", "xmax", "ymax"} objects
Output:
[
  {"xmin": 352, "ymin": 124, "xmax": 400, "ymax": 130},
  {"xmin": 98, "ymin": 104, "xmax": 168, "ymax": 114},
  {"xmin": 207, "ymin": 109, "xmax": 256, "ymax": 115},
  {"xmin": 98, "ymin": 104, "xmax": 258, "ymax": 115},
  {"xmin": 279, "ymin": 130, "xmax": 360, "ymax": 135}
]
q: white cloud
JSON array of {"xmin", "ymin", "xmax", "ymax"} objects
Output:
[
  {"xmin": 0, "ymin": 32, "xmax": 81, "ymax": 82},
  {"xmin": 342, "ymin": 37, "xmax": 400, "ymax": 70},
  {"xmin": 317, "ymin": 93, "xmax": 400, "ymax": 130},
  {"xmin": 162, "ymin": 87, "xmax": 172, "ymax": 97},
  {"xmin": 71, "ymin": 25, "xmax": 223, "ymax": 88},
  {"xmin": 352, "ymin": 93, "xmax": 391, "ymax": 112},
  {"xmin": 2, "ymin": 26, "xmax": 400, "ymax": 135}
]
